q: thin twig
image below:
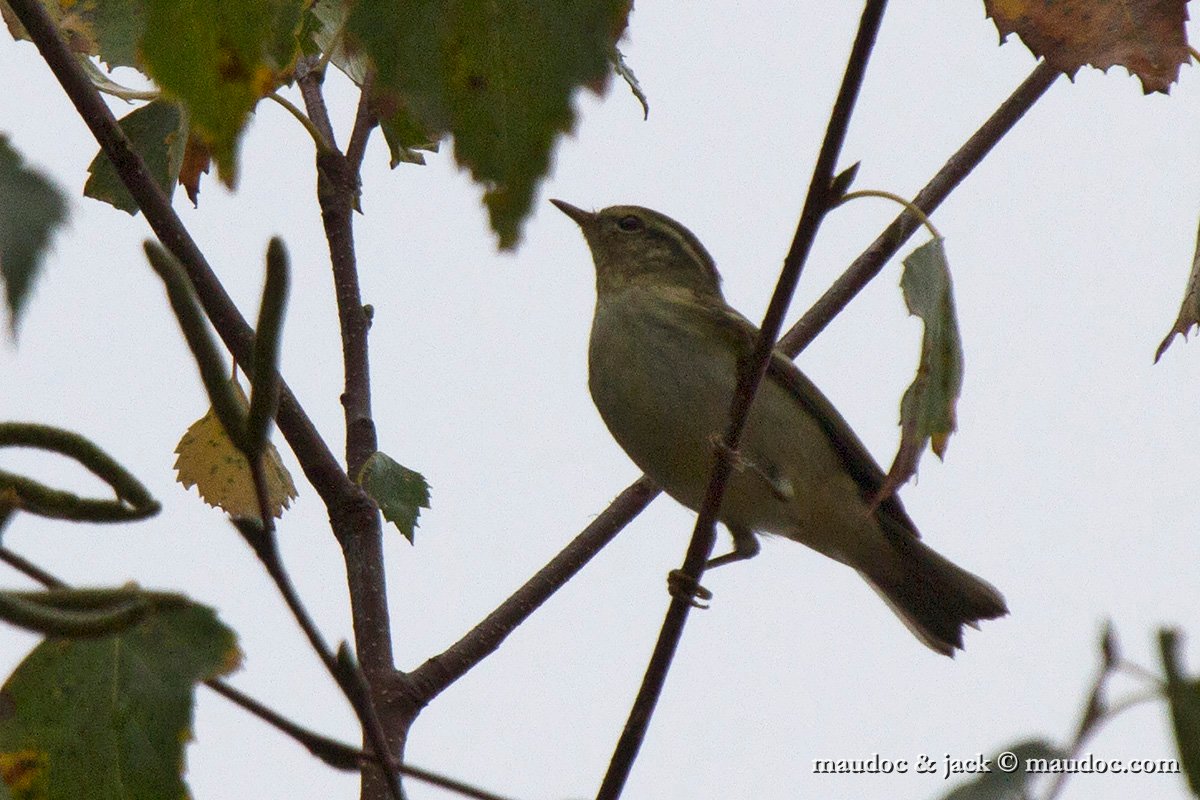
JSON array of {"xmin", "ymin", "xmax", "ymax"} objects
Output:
[
  {"xmin": 0, "ymin": 0, "xmax": 357, "ymax": 514},
  {"xmin": 297, "ymin": 57, "xmax": 339, "ymax": 150},
  {"xmin": 779, "ymin": 60, "xmax": 1059, "ymax": 355},
  {"xmin": 235, "ymin": 522, "xmax": 404, "ymax": 800},
  {"xmin": 837, "ymin": 189, "xmax": 942, "ymax": 238},
  {"xmin": 1039, "ymin": 669, "xmax": 1161, "ymax": 800},
  {"xmin": 0, "ymin": 547, "xmax": 66, "ymax": 588},
  {"xmin": 1116, "ymin": 658, "xmax": 1166, "ymax": 687},
  {"xmin": 408, "ymin": 477, "xmax": 660, "ymax": 699},
  {"xmin": 400, "ymin": 36, "xmax": 1061, "ymax": 723},
  {"xmin": 204, "ymin": 678, "xmax": 366, "ymax": 770},
  {"xmin": 597, "ymin": 3, "xmax": 889, "ymax": 796},
  {"xmin": 397, "ymin": 763, "xmax": 518, "ymax": 800},
  {"xmin": 346, "ymin": 71, "xmax": 379, "ymax": 174},
  {"xmin": 205, "ymin": 678, "xmax": 516, "ymax": 800},
  {"xmin": 266, "ymin": 91, "xmax": 336, "ymax": 154}
]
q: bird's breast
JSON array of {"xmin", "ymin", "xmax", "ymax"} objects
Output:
[
  {"xmin": 587, "ymin": 289, "xmax": 735, "ymax": 511},
  {"xmin": 585, "ymin": 286, "xmax": 879, "ymax": 563}
]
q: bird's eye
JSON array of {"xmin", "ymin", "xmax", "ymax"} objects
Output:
[{"xmin": 617, "ymin": 214, "xmax": 644, "ymax": 232}]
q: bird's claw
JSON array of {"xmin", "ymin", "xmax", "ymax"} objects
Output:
[{"xmin": 667, "ymin": 569, "xmax": 713, "ymax": 609}]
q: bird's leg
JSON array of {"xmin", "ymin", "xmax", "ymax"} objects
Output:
[
  {"xmin": 667, "ymin": 525, "xmax": 760, "ymax": 608},
  {"xmin": 706, "ymin": 525, "xmax": 760, "ymax": 569}
]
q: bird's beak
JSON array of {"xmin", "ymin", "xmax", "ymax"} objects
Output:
[{"xmin": 549, "ymin": 199, "xmax": 595, "ymax": 229}]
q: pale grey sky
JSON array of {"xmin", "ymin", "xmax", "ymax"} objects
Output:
[{"xmin": 3, "ymin": 3, "xmax": 1200, "ymax": 799}]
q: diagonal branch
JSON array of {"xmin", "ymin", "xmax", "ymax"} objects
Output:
[
  {"xmin": 596, "ymin": 2, "xmax": 890, "ymax": 796},
  {"xmin": 402, "ymin": 57, "xmax": 1061, "ymax": 713},
  {"xmin": 1, "ymin": 5, "xmax": 408, "ymax": 797},
  {"xmin": 779, "ymin": 60, "xmax": 1059, "ymax": 354},
  {"xmin": 1, "ymin": 0, "xmax": 356, "ymax": 513},
  {"xmin": 407, "ymin": 477, "xmax": 659, "ymax": 698}
]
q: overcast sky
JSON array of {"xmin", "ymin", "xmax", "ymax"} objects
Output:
[{"xmin": 3, "ymin": 3, "xmax": 1200, "ymax": 799}]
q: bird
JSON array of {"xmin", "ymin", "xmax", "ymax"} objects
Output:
[{"xmin": 552, "ymin": 199, "xmax": 1007, "ymax": 655}]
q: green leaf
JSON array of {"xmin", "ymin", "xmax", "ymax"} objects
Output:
[
  {"xmin": 139, "ymin": 0, "xmax": 305, "ymax": 185},
  {"xmin": 308, "ymin": 0, "xmax": 437, "ymax": 164},
  {"xmin": 84, "ymin": 100, "xmax": 186, "ymax": 215},
  {"xmin": 64, "ymin": 0, "xmax": 146, "ymax": 70},
  {"xmin": 1160, "ymin": 628, "xmax": 1200, "ymax": 796},
  {"xmin": 879, "ymin": 237, "xmax": 963, "ymax": 499},
  {"xmin": 0, "ymin": 598, "xmax": 240, "ymax": 800},
  {"xmin": 86, "ymin": 0, "xmax": 147, "ymax": 69},
  {"xmin": 356, "ymin": 450, "xmax": 430, "ymax": 543},
  {"xmin": 348, "ymin": 0, "xmax": 632, "ymax": 248},
  {"xmin": 379, "ymin": 106, "xmax": 439, "ymax": 167},
  {"xmin": 0, "ymin": 0, "xmax": 144, "ymax": 69},
  {"xmin": 305, "ymin": 0, "xmax": 438, "ymax": 167},
  {"xmin": 1156, "ymin": 214, "xmax": 1200, "ymax": 362},
  {"xmin": 935, "ymin": 739, "xmax": 1064, "ymax": 800},
  {"xmin": 265, "ymin": 0, "xmax": 304, "ymax": 74},
  {"xmin": 0, "ymin": 135, "xmax": 69, "ymax": 336}
]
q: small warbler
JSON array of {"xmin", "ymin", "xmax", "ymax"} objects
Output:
[{"xmin": 552, "ymin": 199, "xmax": 1006, "ymax": 655}]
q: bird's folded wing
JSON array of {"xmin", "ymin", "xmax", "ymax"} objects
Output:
[{"xmin": 703, "ymin": 302, "xmax": 920, "ymax": 543}]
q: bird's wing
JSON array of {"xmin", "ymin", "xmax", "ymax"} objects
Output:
[{"xmin": 702, "ymin": 301, "xmax": 921, "ymax": 542}]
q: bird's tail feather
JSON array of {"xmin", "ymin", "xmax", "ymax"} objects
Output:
[{"xmin": 859, "ymin": 539, "xmax": 1007, "ymax": 656}]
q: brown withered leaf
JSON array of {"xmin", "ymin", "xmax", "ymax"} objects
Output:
[
  {"xmin": 178, "ymin": 134, "xmax": 211, "ymax": 207},
  {"xmin": 1156, "ymin": 215, "xmax": 1200, "ymax": 362},
  {"xmin": 983, "ymin": 0, "xmax": 1188, "ymax": 94}
]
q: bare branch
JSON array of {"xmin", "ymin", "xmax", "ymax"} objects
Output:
[
  {"xmin": 346, "ymin": 72, "xmax": 379, "ymax": 174},
  {"xmin": 398, "ymin": 54, "xmax": 1061, "ymax": 726},
  {"xmin": 597, "ymin": 2, "xmax": 890, "ymax": 795},
  {"xmin": 779, "ymin": 60, "xmax": 1059, "ymax": 355},
  {"xmin": 408, "ymin": 477, "xmax": 659, "ymax": 699},
  {"xmin": 0, "ymin": 0, "xmax": 356, "ymax": 514}
]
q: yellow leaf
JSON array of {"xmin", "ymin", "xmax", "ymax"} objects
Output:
[{"xmin": 173, "ymin": 381, "xmax": 296, "ymax": 519}]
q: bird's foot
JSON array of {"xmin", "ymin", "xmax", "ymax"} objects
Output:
[{"xmin": 667, "ymin": 569, "xmax": 713, "ymax": 609}]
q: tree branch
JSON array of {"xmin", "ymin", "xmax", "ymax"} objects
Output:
[
  {"xmin": 298, "ymin": 56, "xmax": 403, "ymax": 800},
  {"xmin": 346, "ymin": 72, "xmax": 379, "ymax": 174},
  {"xmin": 779, "ymin": 60, "xmax": 1059, "ymax": 354},
  {"xmin": 297, "ymin": 68, "xmax": 393, "ymax": 666},
  {"xmin": 0, "ymin": 7, "xmax": 410, "ymax": 798},
  {"xmin": 397, "ymin": 54, "xmax": 1061, "ymax": 724},
  {"xmin": 296, "ymin": 56, "xmax": 339, "ymax": 151},
  {"xmin": 597, "ymin": 2, "xmax": 889, "ymax": 796},
  {"xmin": 0, "ymin": 546, "xmax": 67, "ymax": 589},
  {"xmin": 205, "ymin": 678, "xmax": 367, "ymax": 771},
  {"xmin": 0, "ymin": 0, "xmax": 356, "ymax": 514},
  {"xmin": 408, "ymin": 477, "xmax": 659, "ymax": 699}
]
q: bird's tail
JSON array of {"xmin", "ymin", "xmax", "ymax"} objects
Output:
[{"xmin": 859, "ymin": 538, "xmax": 1007, "ymax": 656}]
